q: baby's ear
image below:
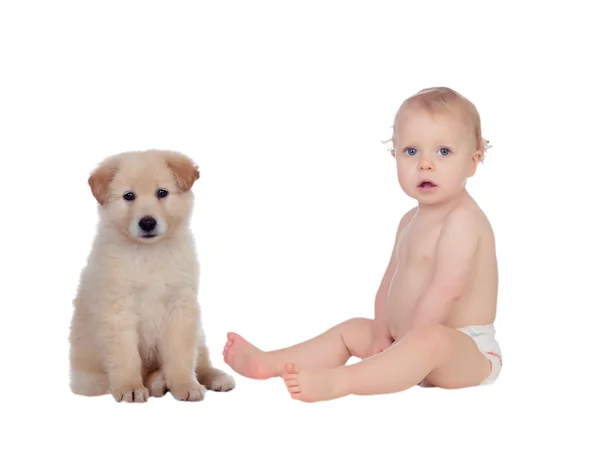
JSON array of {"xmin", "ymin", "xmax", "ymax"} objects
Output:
[
  {"xmin": 469, "ymin": 148, "xmax": 484, "ymax": 176},
  {"xmin": 88, "ymin": 157, "xmax": 119, "ymax": 205},
  {"xmin": 165, "ymin": 152, "xmax": 200, "ymax": 191}
]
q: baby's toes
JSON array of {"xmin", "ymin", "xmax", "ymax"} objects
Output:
[
  {"xmin": 285, "ymin": 378, "xmax": 299, "ymax": 388},
  {"xmin": 283, "ymin": 362, "xmax": 299, "ymax": 375},
  {"xmin": 285, "ymin": 381, "xmax": 301, "ymax": 394},
  {"xmin": 283, "ymin": 373, "xmax": 301, "ymax": 394}
]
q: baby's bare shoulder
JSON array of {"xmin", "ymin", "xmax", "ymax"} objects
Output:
[
  {"xmin": 444, "ymin": 200, "xmax": 492, "ymax": 238},
  {"xmin": 399, "ymin": 206, "xmax": 418, "ymax": 229},
  {"xmin": 388, "ymin": 206, "xmax": 418, "ymax": 250}
]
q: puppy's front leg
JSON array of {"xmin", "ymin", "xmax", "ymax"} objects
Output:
[
  {"xmin": 102, "ymin": 302, "xmax": 148, "ymax": 403},
  {"xmin": 160, "ymin": 298, "xmax": 206, "ymax": 401}
]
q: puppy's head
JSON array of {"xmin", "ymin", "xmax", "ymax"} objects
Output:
[{"xmin": 88, "ymin": 150, "xmax": 200, "ymax": 243}]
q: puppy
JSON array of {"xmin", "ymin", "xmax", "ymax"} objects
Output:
[{"xmin": 69, "ymin": 149, "xmax": 235, "ymax": 402}]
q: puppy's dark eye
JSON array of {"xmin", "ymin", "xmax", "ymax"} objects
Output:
[
  {"xmin": 157, "ymin": 189, "xmax": 169, "ymax": 198},
  {"xmin": 123, "ymin": 192, "xmax": 136, "ymax": 201}
]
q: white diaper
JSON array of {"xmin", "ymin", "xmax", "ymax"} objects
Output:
[
  {"xmin": 457, "ymin": 323, "xmax": 502, "ymax": 385},
  {"xmin": 419, "ymin": 323, "xmax": 502, "ymax": 387}
]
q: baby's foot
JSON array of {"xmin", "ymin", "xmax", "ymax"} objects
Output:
[
  {"xmin": 282, "ymin": 362, "xmax": 348, "ymax": 403},
  {"xmin": 222, "ymin": 332, "xmax": 277, "ymax": 380}
]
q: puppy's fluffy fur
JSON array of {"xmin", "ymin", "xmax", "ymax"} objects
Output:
[{"xmin": 69, "ymin": 149, "xmax": 235, "ymax": 402}]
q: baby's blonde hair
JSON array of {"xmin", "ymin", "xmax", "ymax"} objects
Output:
[{"xmin": 389, "ymin": 86, "xmax": 490, "ymax": 161}]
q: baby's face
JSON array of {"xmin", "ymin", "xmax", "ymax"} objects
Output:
[{"xmin": 393, "ymin": 107, "xmax": 481, "ymax": 205}]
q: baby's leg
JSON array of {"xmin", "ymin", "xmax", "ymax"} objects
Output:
[
  {"xmin": 282, "ymin": 324, "xmax": 492, "ymax": 402},
  {"xmin": 223, "ymin": 317, "xmax": 375, "ymax": 379}
]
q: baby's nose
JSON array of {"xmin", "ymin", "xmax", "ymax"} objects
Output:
[{"xmin": 419, "ymin": 159, "xmax": 434, "ymax": 171}]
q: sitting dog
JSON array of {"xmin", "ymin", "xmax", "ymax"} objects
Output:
[{"xmin": 69, "ymin": 149, "xmax": 235, "ymax": 402}]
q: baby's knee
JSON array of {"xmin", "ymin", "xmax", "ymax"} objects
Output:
[
  {"xmin": 343, "ymin": 317, "xmax": 373, "ymax": 331},
  {"xmin": 413, "ymin": 324, "xmax": 453, "ymax": 359}
]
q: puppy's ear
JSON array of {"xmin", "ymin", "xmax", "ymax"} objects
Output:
[
  {"xmin": 88, "ymin": 158, "xmax": 118, "ymax": 205},
  {"xmin": 166, "ymin": 152, "xmax": 200, "ymax": 191}
]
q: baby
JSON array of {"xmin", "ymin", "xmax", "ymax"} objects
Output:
[{"xmin": 223, "ymin": 87, "xmax": 502, "ymax": 402}]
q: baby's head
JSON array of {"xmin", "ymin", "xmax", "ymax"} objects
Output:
[{"xmin": 390, "ymin": 87, "xmax": 489, "ymax": 204}]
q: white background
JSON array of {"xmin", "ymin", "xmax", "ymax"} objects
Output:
[{"xmin": 1, "ymin": 1, "xmax": 598, "ymax": 449}]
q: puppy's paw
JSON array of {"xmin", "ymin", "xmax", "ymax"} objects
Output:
[
  {"xmin": 170, "ymin": 380, "xmax": 206, "ymax": 402},
  {"xmin": 111, "ymin": 385, "xmax": 149, "ymax": 403},
  {"xmin": 146, "ymin": 370, "xmax": 168, "ymax": 398},
  {"xmin": 205, "ymin": 371, "xmax": 236, "ymax": 392}
]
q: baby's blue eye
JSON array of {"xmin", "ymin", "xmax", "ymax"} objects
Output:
[
  {"xmin": 438, "ymin": 147, "xmax": 451, "ymax": 156},
  {"xmin": 404, "ymin": 147, "xmax": 417, "ymax": 156}
]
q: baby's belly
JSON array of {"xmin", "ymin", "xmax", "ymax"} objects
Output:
[
  {"xmin": 385, "ymin": 267, "xmax": 496, "ymax": 338},
  {"xmin": 386, "ymin": 268, "xmax": 429, "ymax": 339}
]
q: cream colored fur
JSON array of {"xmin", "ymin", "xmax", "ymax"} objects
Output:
[{"xmin": 69, "ymin": 149, "xmax": 235, "ymax": 402}]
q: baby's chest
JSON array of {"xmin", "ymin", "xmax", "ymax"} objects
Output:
[{"xmin": 397, "ymin": 226, "xmax": 441, "ymax": 265}]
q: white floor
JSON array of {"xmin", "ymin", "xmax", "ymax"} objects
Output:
[{"xmin": 5, "ymin": 365, "xmax": 594, "ymax": 450}]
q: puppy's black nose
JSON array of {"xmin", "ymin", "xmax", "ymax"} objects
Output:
[{"xmin": 138, "ymin": 216, "xmax": 157, "ymax": 232}]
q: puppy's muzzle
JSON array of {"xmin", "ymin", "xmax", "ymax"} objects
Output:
[{"xmin": 138, "ymin": 216, "xmax": 157, "ymax": 233}]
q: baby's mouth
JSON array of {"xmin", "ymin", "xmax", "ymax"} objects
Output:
[{"xmin": 418, "ymin": 181, "xmax": 437, "ymax": 188}]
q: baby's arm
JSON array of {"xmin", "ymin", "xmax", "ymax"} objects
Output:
[
  {"xmin": 373, "ymin": 207, "xmax": 417, "ymax": 336},
  {"xmin": 409, "ymin": 207, "xmax": 480, "ymax": 330}
]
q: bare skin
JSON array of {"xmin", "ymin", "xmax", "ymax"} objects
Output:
[
  {"xmin": 224, "ymin": 98, "xmax": 500, "ymax": 402},
  {"xmin": 222, "ymin": 317, "xmax": 376, "ymax": 379}
]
